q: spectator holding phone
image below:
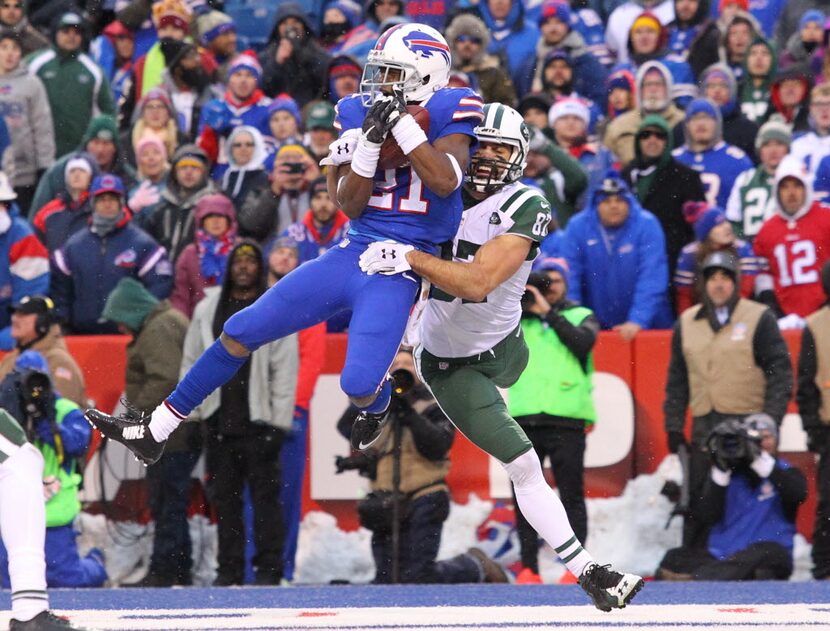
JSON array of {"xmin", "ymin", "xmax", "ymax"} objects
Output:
[{"xmin": 237, "ymin": 144, "xmax": 319, "ymax": 245}]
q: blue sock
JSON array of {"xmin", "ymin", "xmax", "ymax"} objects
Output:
[
  {"xmin": 363, "ymin": 380, "xmax": 391, "ymax": 415},
  {"xmin": 167, "ymin": 339, "xmax": 247, "ymax": 416}
]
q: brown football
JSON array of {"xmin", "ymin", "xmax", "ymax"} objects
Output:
[{"xmin": 378, "ymin": 105, "xmax": 430, "ymax": 171}]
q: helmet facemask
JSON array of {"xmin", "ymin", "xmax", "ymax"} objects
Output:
[
  {"xmin": 360, "ymin": 60, "xmax": 424, "ymax": 105},
  {"xmin": 466, "ymin": 138, "xmax": 525, "ymax": 194}
]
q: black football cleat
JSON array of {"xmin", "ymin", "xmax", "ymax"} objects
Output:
[
  {"xmin": 85, "ymin": 407, "xmax": 165, "ymax": 466},
  {"xmin": 350, "ymin": 409, "xmax": 390, "ymax": 451},
  {"xmin": 10, "ymin": 610, "xmax": 92, "ymax": 630},
  {"xmin": 578, "ymin": 563, "xmax": 644, "ymax": 612}
]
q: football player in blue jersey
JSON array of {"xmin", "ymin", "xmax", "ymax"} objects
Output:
[
  {"xmin": 672, "ymin": 97, "xmax": 753, "ymax": 209},
  {"xmin": 85, "ymin": 23, "xmax": 485, "ymax": 464}
]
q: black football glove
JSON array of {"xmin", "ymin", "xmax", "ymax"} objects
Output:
[
  {"xmin": 383, "ymin": 87, "xmax": 408, "ymax": 130},
  {"xmin": 362, "ymin": 96, "xmax": 397, "ymax": 144}
]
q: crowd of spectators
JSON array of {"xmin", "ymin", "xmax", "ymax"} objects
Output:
[{"xmin": 0, "ymin": 0, "xmax": 826, "ymax": 586}]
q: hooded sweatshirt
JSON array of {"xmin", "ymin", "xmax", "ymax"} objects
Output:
[
  {"xmin": 672, "ymin": 97, "xmax": 754, "ymax": 208},
  {"xmin": 753, "ymin": 155, "xmax": 830, "ymax": 316},
  {"xmin": 605, "ymin": 0, "xmax": 676, "ymax": 64},
  {"xmin": 171, "ymin": 193, "xmax": 239, "ymax": 318},
  {"xmin": 0, "ymin": 61, "xmax": 56, "ymax": 187},
  {"xmin": 603, "ymin": 60, "xmax": 685, "ymax": 165},
  {"xmin": 768, "ymin": 64, "xmax": 813, "ymax": 132},
  {"xmin": 697, "ymin": 62, "xmax": 759, "ymax": 162},
  {"xmin": 219, "ymin": 125, "xmax": 270, "ymax": 210},
  {"xmin": 739, "ymin": 36, "xmax": 778, "ymax": 123}
]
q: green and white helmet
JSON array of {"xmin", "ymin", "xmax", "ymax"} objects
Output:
[{"xmin": 467, "ymin": 103, "xmax": 530, "ymax": 194}]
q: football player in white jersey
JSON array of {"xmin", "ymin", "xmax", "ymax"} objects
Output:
[
  {"xmin": 0, "ymin": 408, "xmax": 91, "ymax": 630},
  {"xmin": 360, "ymin": 104, "xmax": 644, "ymax": 611}
]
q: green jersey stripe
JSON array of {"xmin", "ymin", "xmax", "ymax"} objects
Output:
[{"xmin": 502, "ymin": 189, "xmax": 540, "ymax": 218}]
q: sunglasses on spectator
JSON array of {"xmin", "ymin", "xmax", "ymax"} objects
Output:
[
  {"xmin": 456, "ymin": 34, "xmax": 482, "ymax": 45},
  {"xmin": 232, "ymin": 141, "xmax": 255, "ymax": 148},
  {"xmin": 637, "ymin": 129, "xmax": 667, "ymax": 140},
  {"xmin": 1, "ymin": 3, "xmax": 23, "ymax": 9}
]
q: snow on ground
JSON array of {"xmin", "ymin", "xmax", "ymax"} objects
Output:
[{"xmin": 76, "ymin": 456, "xmax": 814, "ymax": 585}]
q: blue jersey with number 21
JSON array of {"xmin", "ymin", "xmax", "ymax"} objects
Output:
[{"xmin": 335, "ymin": 88, "xmax": 484, "ymax": 253}]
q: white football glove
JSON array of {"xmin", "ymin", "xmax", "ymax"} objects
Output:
[
  {"xmin": 320, "ymin": 128, "xmax": 361, "ymax": 167},
  {"xmin": 359, "ymin": 240, "xmax": 415, "ymax": 275}
]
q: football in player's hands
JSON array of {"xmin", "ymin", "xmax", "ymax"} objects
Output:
[{"xmin": 378, "ymin": 105, "xmax": 430, "ymax": 171}]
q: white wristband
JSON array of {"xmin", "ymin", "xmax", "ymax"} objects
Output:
[
  {"xmin": 445, "ymin": 152, "xmax": 463, "ymax": 191},
  {"xmin": 351, "ymin": 137, "xmax": 381, "ymax": 179},
  {"xmin": 391, "ymin": 114, "xmax": 428, "ymax": 155}
]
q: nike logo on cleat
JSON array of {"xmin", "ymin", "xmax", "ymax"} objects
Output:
[{"xmin": 122, "ymin": 425, "xmax": 145, "ymax": 440}]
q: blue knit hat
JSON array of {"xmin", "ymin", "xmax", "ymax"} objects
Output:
[
  {"xmin": 799, "ymin": 9, "xmax": 825, "ymax": 30},
  {"xmin": 684, "ymin": 97, "xmax": 719, "ymax": 123},
  {"xmin": 684, "ymin": 201, "xmax": 727, "ymax": 242},
  {"xmin": 532, "ymin": 256, "xmax": 569, "ymax": 281},
  {"xmin": 539, "ymin": 0, "xmax": 572, "ymax": 27},
  {"xmin": 268, "ymin": 96, "xmax": 302, "ymax": 128},
  {"xmin": 329, "ymin": 0, "xmax": 362, "ymax": 28},
  {"xmin": 228, "ymin": 52, "xmax": 262, "ymax": 84}
]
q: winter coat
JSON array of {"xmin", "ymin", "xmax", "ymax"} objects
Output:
[
  {"xmin": 623, "ymin": 116, "xmax": 704, "ymax": 287},
  {"xmin": 170, "ymin": 194, "xmax": 239, "ymax": 319},
  {"xmin": 0, "ymin": 323, "xmax": 86, "ymax": 407},
  {"xmin": 603, "ymin": 61, "xmax": 686, "ymax": 165},
  {"xmin": 158, "ymin": 72, "xmax": 223, "ymax": 143},
  {"xmin": 219, "ymin": 125, "xmax": 271, "ymax": 212},
  {"xmin": 27, "ymin": 47, "xmax": 116, "ymax": 158},
  {"xmin": 182, "ymin": 286, "xmax": 298, "ymax": 432},
  {"xmin": 561, "ymin": 183, "xmax": 673, "ymax": 329},
  {"xmin": 258, "ymin": 2, "xmax": 330, "ymax": 108},
  {"xmin": 775, "ymin": 0, "xmax": 830, "ymax": 51},
  {"xmin": 0, "ymin": 62, "xmax": 55, "ymax": 187},
  {"xmin": 51, "ymin": 217, "xmax": 173, "ymax": 334},
  {"xmin": 142, "ymin": 146, "xmax": 216, "ymax": 264},
  {"xmin": 237, "ymin": 187, "xmax": 311, "ymax": 245},
  {"xmin": 32, "ymin": 192, "xmax": 92, "ymax": 255},
  {"xmin": 0, "ymin": 207, "xmax": 49, "ymax": 349}
]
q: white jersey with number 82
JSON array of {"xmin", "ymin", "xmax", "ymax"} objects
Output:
[{"xmin": 420, "ymin": 182, "xmax": 551, "ymax": 358}]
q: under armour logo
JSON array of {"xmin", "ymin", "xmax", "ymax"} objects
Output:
[
  {"xmin": 337, "ymin": 142, "xmax": 350, "ymax": 154},
  {"xmin": 122, "ymin": 425, "xmax": 145, "ymax": 440},
  {"xmin": 381, "ymin": 248, "xmax": 397, "ymax": 259}
]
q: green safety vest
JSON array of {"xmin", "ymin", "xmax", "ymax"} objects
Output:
[
  {"xmin": 38, "ymin": 398, "xmax": 83, "ymax": 528},
  {"xmin": 508, "ymin": 307, "xmax": 596, "ymax": 423}
]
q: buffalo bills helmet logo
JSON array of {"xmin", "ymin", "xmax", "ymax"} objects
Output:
[{"xmin": 401, "ymin": 31, "xmax": 450, "ymax": 65}]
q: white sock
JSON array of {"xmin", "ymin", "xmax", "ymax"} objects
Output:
[
  {"xmin": 502, "ymin": 450, "xmax": 594, "ymax": 577},
  {"xmin": 148, "ymin": 401, "xmax": 184, "ymax": 442},
  {"xmin": 1, "ymin": 444, "xmax": 48, "ymax": 621}
]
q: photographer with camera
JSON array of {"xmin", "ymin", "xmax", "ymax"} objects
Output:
[
  {"xmin": 0, "ymin": 351, "xmax": 106, "ymax": 590},
  {"xmin": 258, "ymin": 3, "xmax": 331, "ymax": 108},
  {"xmin": 337, "ymin": 348, "xmax": 508, "ymax": 584},
  {"xmin": 0, "ymin": 296, "xmax": 86, "ymax": 408},
  {"xmin": 508, "ymin": 256, "xmax": 599, "ymax": 582},
  {"xmin": 664, "ymin": 251, "xmax": 792, "ymax": 549},
  {"xmin": 656, "ymin": 414, "xmax": 806, "ymax": 580},
  {"xmin": 238, "ymin": 144, "xmax": 320, "ymax": 245}
]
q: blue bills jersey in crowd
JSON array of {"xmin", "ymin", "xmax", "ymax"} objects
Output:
[
  {"xmin": 334, "ymin": 88, "xmax": 484, "ymax": 253},
  {"xmin": 672, "ymin": 142, "xmax": 754, "ymax": 209}
]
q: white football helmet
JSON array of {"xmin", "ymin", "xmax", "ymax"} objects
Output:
[
  {"xmin": 467, "ymin": 103, "xmax": 530, "ymax": 193},
  {"xmin": 360, "ymin": 23, "xmax": 451, "ymax": 105}
]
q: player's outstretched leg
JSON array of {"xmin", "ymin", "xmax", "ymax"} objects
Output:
[
  {"xmin": 85, "ymin": 249, "xmax": 351, "ymax": 465},
  {"xmin": 10, "ymin": 611, "xmax": 93, "ymax": 630}
]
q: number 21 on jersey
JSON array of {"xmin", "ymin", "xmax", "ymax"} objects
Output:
[{"xmin": 368, "ymin": 166, "xmax": 429, "ymax": 214}]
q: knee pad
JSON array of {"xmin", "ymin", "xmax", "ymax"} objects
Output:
[
  {"xmin": 222, "ymin": 312, "xmax": 259, "ymax": 353},
  {"xmin": 501, "ymin": 449, "xmax": 545, "ymax": 492}
]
